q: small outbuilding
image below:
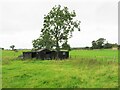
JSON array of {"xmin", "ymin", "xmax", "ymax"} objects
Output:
[
  {"xmin": 36, "ymin": 48, "xmax": 52, "ymax": 60},
  {"xmin": 23, "ymin": 51, "xmax": 36, "ymax": 59},
  {"xmin": 58, "ymin": 50, "xmax": 69, "ymax": 59},
  {"xmin": 23, "ymin": 48, "xmax": 69, "ymax": 60}
]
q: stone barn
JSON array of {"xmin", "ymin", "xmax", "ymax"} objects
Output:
[{"xmin": 23, "ymin": 48, "xmax": 69, "ymax": 60}]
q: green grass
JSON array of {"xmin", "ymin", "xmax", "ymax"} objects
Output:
[
  {"xmin": 2, "ymin": 49, "xmax": 118, "ymax": 88},
  {"xmin": 70, "ymin": 49, "xmax": 118, "ymax": 62}
]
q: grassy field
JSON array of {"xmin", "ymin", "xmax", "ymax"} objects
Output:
[{"xmin": 2, "ymin": 49, "xmax": 118, "ymax": 88}]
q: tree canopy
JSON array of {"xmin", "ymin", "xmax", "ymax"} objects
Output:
[
  {"xmin": 10, "ymin": 45, "xmax": 15, "ymax": 50},
  {"xmin": 92, "ymin": 38, "xmax": 106, "ymax": 49},
  {"xmin": 32, "ymin": 5, "xmax": 81, "ymax": 52},
  {"xmin": 32, "ymin": 33, "xmax": 55, "ymax": 50},
  {"xmin": 91, "ymin": 38, "xmax": 118, "ymax": 49}
]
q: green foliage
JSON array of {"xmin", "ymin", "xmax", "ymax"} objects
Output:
[
  {"xmin": 61, "ymin": 41, "xmax": 71, "ymax": 51},
  {"xmin": 112, "ymin": 43, "xmax": 118, "ymax": 47},
  {"xmin": 92, "ymin": 38, "xmax": 118, "ymax": 49},
  {"xmin": 32, "ymin": 38, "xmax": 43, "ymax": 50},
  {"xmin": 32, "ymin": 33, "xmax": 55, "ymax": 50},
  {"xmin": 104, "ymin": 42, "xmax": 112, "ymax": 49},
  {"xmin": 2, "ymin": 49, "xmax": 118, "ymax": 88},
  {"xmin": 33, "ymin": 5, "xmax": 80, "ymax": 52},
  {"xmin": 96, "ymin": 38, "xmax": 106, "ymax": 49},
  {"xmin": 42, "ymin": 5, "xmax": 80, "ymax": 51},
  {"xmin": 92, "ymin": 40, "xmax": 97, "ymax": 49},
  {"xmin": 10, "ymin": 45, "xmax": 15, "ymax": 50},
  {"xmin": 91, "ymin": 38, "xmax": 106, "ymax": 49}
]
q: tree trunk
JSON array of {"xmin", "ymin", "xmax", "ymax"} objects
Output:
[
  {"xmin": 56, "ymin": 37, "xmax": 60, "ymax": 60},
  {"xmin": 55, "ymin": 26, "xmax": 60, "ymax": 60}
]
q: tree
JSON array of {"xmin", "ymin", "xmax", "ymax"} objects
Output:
[
  {"xmin": 32, "ymin": 37, "xmax": 43, "ymax": 50},
  {"xmin": 92, "ymin": 40, "xmax": 97, "ymax": 49},
  {"xmin": 112, "ymin": 43, "xmax": 118, "ymax": 47},
  {"xmin": 32, "ymin": 33, "xmax": 55, "ymax": 50},
  {"xmin": 103, "ymin": 42, "xmax": 112, "ymax": 49},
  {"xmin": 0, "ymin": 48, "xmax": 4, "ymax": 50},
  {"xmin": 41, "ymin": 5, "xmax": 80, "ymax": 57},
  {"xmin": 84, "ymin": 46, "xmax": 90, "ymax": 50},
  {"xmin": 61, "ymin": 41, "xmax": 71, "ymax": 51},
  {"xmin": 91, "ymin": 38, "xmax": 106, "ymax": 49},
  {"xmin": 32, "ymin": 5, "xmax": 80, "ymax": 58},
  {"xmin": 96, "ymin": 38, "xmax": 106, "ymax": 49},
  {"xmin": 10, "ymin": 45, "xmax": 15, "ymax": 50}
]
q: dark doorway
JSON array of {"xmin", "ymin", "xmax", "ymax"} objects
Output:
[{"xmin": 32, "ymin": 52, "xmax": 36, "ymax": 58}]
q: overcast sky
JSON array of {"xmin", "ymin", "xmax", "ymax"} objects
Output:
[{"xmin": 0, "ymin": 0, "xmax": 118, "ymax": 49}]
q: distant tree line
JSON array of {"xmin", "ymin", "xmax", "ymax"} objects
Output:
[
  {"xmin": 33, "ymin": 36, "xmax": 119, "ymax": 51},
  {"xmin": 91, "ymin": 38, "xmax": 118, "ymax": 49},
  {"xmin": 71, "ymin": 38, "xmax": 119, "ymax": 50}
]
